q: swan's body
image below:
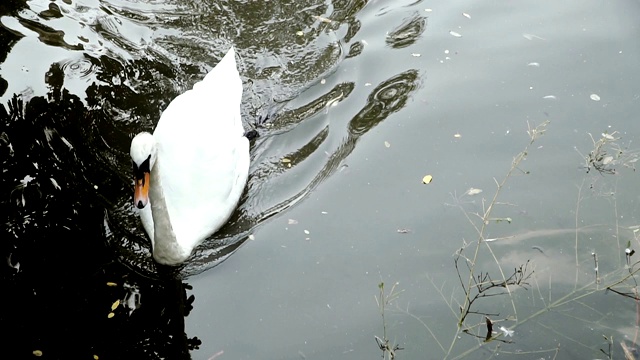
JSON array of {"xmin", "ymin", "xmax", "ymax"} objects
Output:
[{"xmin": 130, "ymin": 47, "xmax": 249, "ymax": 265}]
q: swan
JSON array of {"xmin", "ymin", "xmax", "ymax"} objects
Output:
[{"xmin": 129, "ymin": 47, "xmax": 249, "ymax": 265}]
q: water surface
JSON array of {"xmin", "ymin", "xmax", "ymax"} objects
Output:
[{"xmin": 2, "ymin": 0, "xmax": 640, "ymax": 359}]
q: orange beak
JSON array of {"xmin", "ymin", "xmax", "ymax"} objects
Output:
[{"xmin": 134, "ymin": 172, "xmax": 150, "ymax": 209}]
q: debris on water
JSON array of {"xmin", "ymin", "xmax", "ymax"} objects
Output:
[
  {"xmin": 411, "ymin": 53, "xmax": 421, "ymax": 57},
  {"xmin": 397, "ymin": 228, "xmax": 411, "ymax": 234},
  {"xmin": 422, "ymin": 174, "xmax": 433, "ymax": 184},
  {"xmin": 499, "ymin": 326, "xmax": 514, "ymax": 337},
  {"xmin": 466, "ymin": 188, "xmax": 482, "ymax": 196},
  {"xmin": 296, "ymin": 30, "xmax": 304, "ymax": 36},
  {"xmin": 312, "ymin": 15, "xmax": 332, "ymax": 23},
  {"xmin": 531, "ymin": 245, "xmax": 545, "ymax": 254},
  {"xmin": 384, "ymin": 141, "xmax": 391, "ymax": 148},
  {"xmin": 107, "ymin": 312, "xmax": 115, "ymax": 318},
  {"xmin": 321, "ymin": 211, "xmax": 328, "ymax": 214},
  {"xmin": 111, "ymin": 299, "xmax": 120, "ymax": 311},
  {"xmin": 543, "ymin": 95, "xmax": 557, "ymax": 100},
  {"xmin": 106, "ymin": 282, "xmax": 117, "ymax": 287},
  {"xmin": 248, "ymin": 234, "xmax": 255, "ymax": 240},
  {"xmin": 425, "ymin": 8, "xmax": 433, "ymax": 12},
  {"xmin": 590, "ymin": 93, "xmax": 601, "ymax": 101},
  {"xmin": 304, "ymin": 229, "xmax": 310, "ymax": 235},
  {"xmin": 33, "ymin": 350, "xmax": 43, "ymax": 357},
  {"xmin": 50, "ymin": 178, "xmax": 61, "ymax": 190},
  {"xmin": 602, "ymin": 156, "xmax": 613, "ymax": 165},
  {"xmin": 523, "ymin": 33, "xmax": 546, "ymax": 40},
  {"xmin": 288, "ymin": 219, "xmax": 298, "ymax": 225},
  {"xmin": 449, "ymin": 30, "xmax": 462, "ymax": 38},
  {"xmin": 454, "ymin": 133, "xmax": 461, "ymax": 138},
  {"xmin": 527, "ymin": 62, "xmax": 540, "ymax": 67},
  {"xmin": 462, "ymin": 12, "xmax": 471, "ymax": 19}
]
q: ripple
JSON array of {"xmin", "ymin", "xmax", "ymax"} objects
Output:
[
  {"xmin": 59, "ymin": 57, "xmax": 96, "ymax": 80},
  {"xmin": 350, "ymin": 69, "xmax": 421, "ymax": 136},
  {"xmin": 386, "ymin": 12, "xmax": 427, "ymax": 49}
]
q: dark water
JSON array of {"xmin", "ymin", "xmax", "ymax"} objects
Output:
[{"xmin": 3, "ymin": 0, "xmax": 640, "ymax": 359}]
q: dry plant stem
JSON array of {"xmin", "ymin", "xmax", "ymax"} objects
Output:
[
  {"xmin": 375, "ymin": 282, "xmax": 403, "ymax": 360},
  {"xmin": 458, "ymin": 122, "xmax": 547, "ymax": 321},
  {"xmin": 574, "ymin": 179, "xmax": 585, "ymax": 289},
  {"xmin": 446, "ymin": 121, "xmax": 548, "ymax": 358}
]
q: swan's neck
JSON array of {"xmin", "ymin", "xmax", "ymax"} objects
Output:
[{"xmin": 149, "ymin": 157, "xmax": 184, "ymax": 264}]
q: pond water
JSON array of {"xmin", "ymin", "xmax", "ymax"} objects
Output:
[{"xmin": 2, "ymin": 0, "xmax": 640, "ymax": 359}]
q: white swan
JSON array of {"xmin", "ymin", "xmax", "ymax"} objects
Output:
[{"xmin": 129, "ymin": 47, "xmax": 249, "ymax": 265}]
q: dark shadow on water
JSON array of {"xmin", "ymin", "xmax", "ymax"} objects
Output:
[{"xmin": 0, "ymin": 64, "xmax": 202, "ymax": 358}]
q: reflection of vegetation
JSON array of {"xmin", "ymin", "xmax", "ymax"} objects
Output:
[{"xmin": 0, "ymin": 62, "xmax": 200, "ymax": 357}]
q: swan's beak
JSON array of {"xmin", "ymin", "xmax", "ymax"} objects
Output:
[{"xmin": 134, "ymin": 172, "xmax": 150, "ymax": 209}]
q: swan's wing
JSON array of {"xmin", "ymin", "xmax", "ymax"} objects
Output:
[{"xmin": 153, "ymin": 47, "xmax": 249, "ymax": 252}]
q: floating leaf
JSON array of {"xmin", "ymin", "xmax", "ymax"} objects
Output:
[
  {"xmin": 106, "ymin": 282, "xmax": 117, "ymax": 287},
  {"xmin": 33, "ymin": 350, "xmax": 43, "ymax": 357},
  {"xmin": 111, "ymin": 300, "xmax": 120, "ymax": 311},
  {"xmin": 107, "ymin": 312, "xmax": 115, "ymax": 318},
  {"xmin": 422, "ymin": 175, "xmax": 433, "ymax": 184}
]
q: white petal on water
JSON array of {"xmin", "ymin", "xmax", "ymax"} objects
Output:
[
  {"xmin": 602, "ymin": 156, "xmax": 613, "ymax": 165},
  {"xmin": 411, "ymin": 53, "xmax": 421, "ymax": 57},
  {"xmin": 449, "ymin": 30, "xmax": 462, "ymax": 38},
  {"xmin": 543, "ymin": 95, "xmax": 557, "ymax": 100},
  {"xmin": 527, "ymin": 62, "xmax": 540, "ymax": 67},
  {"xmin": 462, "ymin": 12, "xmax": 471, "ymax": 19},
  {"xmin": 590, "ymin": 93, "xmax": 601, "ymax": 101}
]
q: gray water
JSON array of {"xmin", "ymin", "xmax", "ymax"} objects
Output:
[{"xmin": 2, "ymin": 0, "xmax": 640, "ymax": 359}]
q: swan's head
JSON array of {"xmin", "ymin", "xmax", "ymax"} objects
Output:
[{"xmin": 130, "ymin": 132, "xmax": 157, "ymax": 209}]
